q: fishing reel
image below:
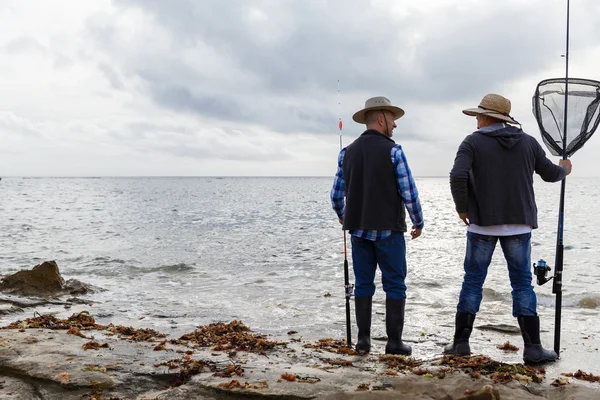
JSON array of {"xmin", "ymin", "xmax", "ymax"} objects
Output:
[{"xmin": 533, "ymin": 259, "xmax": 553, "ymax": 286}]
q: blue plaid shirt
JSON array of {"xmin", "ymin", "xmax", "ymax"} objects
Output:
[{"xmin": 330, "ymin": 145, "xmax": 424, "ymax": 241}]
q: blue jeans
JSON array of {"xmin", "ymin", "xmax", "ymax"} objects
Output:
[
  {"xmin": 351, "ymin": 231, "xmax": 407, "ymax": 300},
  {"xmin": 458, "ymin": 232, "xmax": 537, "ymax": 317}
]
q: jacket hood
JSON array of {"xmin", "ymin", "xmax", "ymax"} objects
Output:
[{"xmin": 477, "ymin": 125, "xmax": 523, "ymax": 149}]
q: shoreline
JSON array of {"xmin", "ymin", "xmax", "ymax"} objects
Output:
[{"xmin": 1, "ymin": 311, "xmax": 599, "ymax": 400}]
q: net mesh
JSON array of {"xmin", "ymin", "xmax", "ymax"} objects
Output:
[{"xmin": 532, "ymin": 78, "xmax": 600, "ymax": 157}]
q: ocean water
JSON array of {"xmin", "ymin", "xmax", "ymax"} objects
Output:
[{"xmin": 0, "ymin": 176, "xmax": 599, "ymax": 366}]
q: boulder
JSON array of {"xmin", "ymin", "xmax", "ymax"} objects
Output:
[{"xmin": 0, "ymin": 261, "xmax": 65, "ymax": 296}]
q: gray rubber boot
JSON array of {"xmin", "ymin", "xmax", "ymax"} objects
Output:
[
  {"xmin": 354, "ymin": 296, "xmax": 372, "ymax": 353},
  {"xmin": 517, "ymin": 316, "xmax": 558, "ymax": 364},
  {"xmin": 385, "ymin": 298, "xmax": 412, "ymax": 355},
  {"xmin": 444, "ymin": 312, "xmax": 476, "ymax": 356}
]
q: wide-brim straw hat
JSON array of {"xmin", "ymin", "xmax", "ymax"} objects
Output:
[
  {"xmin": 462, "ymin": 93, "xmax": 519, "ymax": 124},
  {"xmin": 352, "ymin": 96, "xmax": 405, "ymax": 124}
]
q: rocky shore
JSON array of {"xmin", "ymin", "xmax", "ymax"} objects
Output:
[{"xmin": 1, "ymin": 262, "xmax": 599, "ymax": 399}]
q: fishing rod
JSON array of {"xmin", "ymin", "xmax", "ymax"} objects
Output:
[
  {"xmin": 532, "ymin": 0, "xmax": 600, "ymax": 358},
  {"xmin": 338, "ymin": 80, "xmax": 352, "ymax": 348},
  {"xmin": 552, "ymin": 0, "xmax": 570, "ymax": 357}
]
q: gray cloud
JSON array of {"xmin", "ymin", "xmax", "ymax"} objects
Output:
[
  {"xmin": 0, "ymin": 112, "xmax": 43, "ymax": 137},
  {"xmin": 98, "ymin": 63, "xmax": 126, "ymax": 91},
  {"xmin": 78, "ymin": 0, "xmax": 598, "ymax": 140},
  {"xmin": 4, "ymin": 36, "xmax": 45, "ymax": 54}
]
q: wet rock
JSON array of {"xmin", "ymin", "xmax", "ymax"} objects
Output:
[
  {"xmin": 64, "ymin": 278, "xmax": 101, "ymax": 295},
  {"xmin": 0, "ymin": 304, "xmax": 23, "ymax": 316},
  {"xmin": 0, "ymin": 261, "xmax": 65, "ymax": 296},
  {"xmin": 457, "ymin": 384, "xmax": 500, "ymax": 400},
  {"xmin": 478, "ymin": 324, "xmax": 521, "ymax": 334},
  {"xmin": 578, "ymin": 297, "xmax": 598, "ymax": 309},
  {"xmin": 0, "ymin": 261, "xmax": 102, "ymax": 300}
]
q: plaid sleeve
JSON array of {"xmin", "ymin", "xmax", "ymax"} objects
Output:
[
  {"xmin": 330, "ymin": 148, "xmax": 346, "ymax": 220},
  {"xmin": 392, "ymin": 145, "xmax": 424, "ymax": 230}
]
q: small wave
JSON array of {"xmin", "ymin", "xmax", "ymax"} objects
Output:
[
  {"xmin": 419, "ymin": 280, "xmax": 443, "ymax": 288},
  {"xmin": 482, "ymin": 288, "xmax": 506, "ymax": 301},
  {"xmin": 577, "ymin": 296, "xmax": 599, "ymax": 309},
  {"xmin": 134, "ymin": 263, "xmax": 195, "ymax": 274},
  {"xmin": 92, "ymin": 257, "xmax": 127, "ymax": 264},
  {"xmin": 538, "ymin": 292, "xmax": 600, "ymax": 309},
  {"xmin": 153, "ymin": 313, "xmax": 189, "ymax": 319}
]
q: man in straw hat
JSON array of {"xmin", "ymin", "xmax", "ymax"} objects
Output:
[
  {"xmin": 446, "ymin": 93, "xmax": 572, "ymax": 363},
  {"xmin": 330, "ymin": 96, "xmax": 424, "ymax": 355}
]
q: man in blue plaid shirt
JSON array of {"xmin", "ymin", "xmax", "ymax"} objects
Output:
[{"xmin": 330, "ymin": 96, "xmax": 424, "ymax": 355}]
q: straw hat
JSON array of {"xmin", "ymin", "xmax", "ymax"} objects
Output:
[
  {"xmin": 463, "ymin": 94, "xmax": 519, "ymax": 124},
  {"xmin": 352, "ymin": 96, "xmax": 405, "ymax": 124}
]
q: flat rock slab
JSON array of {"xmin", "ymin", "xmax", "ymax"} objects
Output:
[
  {"xmin": 477, "ymin": 324, "xmax": 521, "ymax": 334},
  {"xmin": 0, "ymin": 328, "xmax": 599, "ymax": 400}
]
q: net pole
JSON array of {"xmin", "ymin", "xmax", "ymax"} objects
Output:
[
  {"xmin": 338, "ymin": 80, "xmax": 352, "ymax": 348},
  {"xmin": 553, "ymin": 0, "xmax": 570, "ymax": 357}
]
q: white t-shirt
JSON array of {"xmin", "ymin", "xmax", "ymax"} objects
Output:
[{"xmin": 467, "ymin": 224, "xmax": 532, "ymax": 236}]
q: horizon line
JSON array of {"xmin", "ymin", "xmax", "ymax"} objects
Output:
[{"xmin": 1, "ymin": 175, "xmax": 598, "ymax": 179}]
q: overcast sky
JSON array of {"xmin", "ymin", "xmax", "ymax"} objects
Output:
[{"xmin": 1, "ymin": 0, "xmax": 599, "ymax": 177}]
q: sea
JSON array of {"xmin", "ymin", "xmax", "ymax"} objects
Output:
[{"xmin": 0, "ymin": 176, "xmax": 599, "ymax": 371}]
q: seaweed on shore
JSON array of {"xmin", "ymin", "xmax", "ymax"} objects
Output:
[
  {"xmin": 303, "ymin": 338, "xmax": 357, "ymax": 355},
  {"xmin": 1, "ymin": 311, "xmax": 167, "ymax": 342},
  {"xmin": 102, "ymin": 325, "xmax": 166, "ymax": 342},
  {"xmin": 563, "ymin": 370, "xmax": 600, "ymax": 383},
  {"xmin": 379, "ymin": 354, "xmax": 423, "ymax": 372},
  {"xmin": 497, "ymin": 341, "xmax": 519, "ymax": 351},
  {"xmin": 321, "ymin": 357, "xmax": 353, "ymax": 367},
  {"xmin": 155, "ymin": 355, "xmax": 215, "ymax": 387},
  {"xmin": 212, "ymin": 363, "xmax": 245, "ymax": 378},
  {"xmin": 216, "ymin": 379, "xmax": 269, "ymax": 390},
  {"xmin": 175, "ymin": 320, "xmax": 286, "ymax": 353},
  {"xmin": 439, "ymin": 355, "xmax": 545, "ymax": 383},
  {"xmin": 82, "ymin": 340, "xmax": 109, "ymax": 351},
  {"xmin": 155, "ymin": 355, "xmax": 257, "ymax": 389},
  {"xmin": 2, "ymin": 311, "xmax": 103, "ymax": 331}
]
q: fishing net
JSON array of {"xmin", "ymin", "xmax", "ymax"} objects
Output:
[{"xmin": 532, "ymin": 78, "xmax": 600, "ymax": 157}]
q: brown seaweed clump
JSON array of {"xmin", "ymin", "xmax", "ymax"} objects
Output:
[
  {"xmin": 563, "ymin": 370, "xmax": 600, "ymax": 383},
  {"xmin": 303, "ymin": 338, "xmax": 357, "ymax": 355},
  {"xmin": 155, "ymin": 356, "xmax": 215, "ymax": 387},
  {"xmin": 102, "ymin": 324, "xmax": 166, "ymax": 342},
  {"xmin": 217, "ymin": 379, "xmax": 269, "ymax": 390},
  {"xmin": 213, "ymin": 364, "xmax": 245, "ymax": 378},
  {"xmin": 497, "ymin": 341, "xmax": 519, "ymax": 351},
  {"xmin": 280, "ymin": 372, "xmax": 297, "ymax": 382},
  {"xmin": 2, "ymin": 311, "xmax": 95, "ymax": 330},
  {"xmin": 440, "ymin": 355, "xmax": 544, "ymax": 383},
  {"xmin": 176, "ymin": 320, "xmax": 286, "ymax": 353},
  {"xmin": 82, "ymin": 341, "xmax": 109, "ymax": 351},
  {"xmin": 321, "ymin": 357, "xmax": 353, "ymax": 367},
  {"xmin": 379, "ymin": 354, "xmax": 423, "ymax": 373},
  {"xmin": 1, "ymin": 311, "xmax": 167, "ymax": 342},
  {"xmin": 356, "ymin": 383, "xmax": 370, "ymax": 391}
]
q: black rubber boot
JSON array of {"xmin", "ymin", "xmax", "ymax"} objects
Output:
[
  {"xmin": 354, "ymin": 296, "xmax": 372, "ymax": 353},
  {"xmin": 444, "ymin": 312, "xmax": 476, "ymax": 356},
  {"xmin": 385, "ymin": 298, "xmax": 412, "ymax": 355},
  {"xmin": 517, "ymin": 316, "xmax": 558, "ymax": 364}
]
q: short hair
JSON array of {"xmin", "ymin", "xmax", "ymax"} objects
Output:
[{"xmin": 364, "ymin": 110, "xmax": 379, "ymax": 125}]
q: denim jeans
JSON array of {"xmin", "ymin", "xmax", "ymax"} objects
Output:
[
  {"xmin": 350, "ymin": 231, "xmax": 407, "ymax": 300},
  {"xmin": 457, "ymin": 232, "xmax": 537, "ymax": 317}
]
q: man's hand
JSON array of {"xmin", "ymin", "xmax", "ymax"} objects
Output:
[
  {"xmin": 559, "ymin": 159, "xmax": 572, "ymax": 175},
  {"xmin": 411, "ymin": 226, "xmax": 422, "ymax": 240},
  {"xmin": 339, "ymin": 219, "xmax": 343, "ymax": 225},
  {"xmin": 458, "ymin": 212, "xmax": 470, "ymax": 226}
]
